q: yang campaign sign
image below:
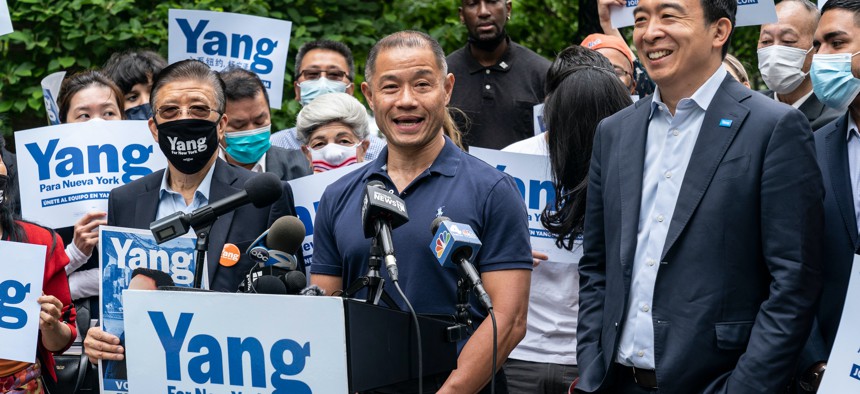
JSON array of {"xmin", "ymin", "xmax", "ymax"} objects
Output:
[
  {"xmin": 98, "ymin": 226, "xmax": 198, "ymax": 394},
  {"xmin": 819, "ymin": 254, "xmax": 860, "ymax": 393},
  {"xmin": 168, "ymin": 9, "xmax": 291, "ymax": 109},
  {"xmin": 123, "ymin": 290, "xmax": 349, "ymax": 394},
  {"xmin": 819, "ymin": 0, "xmax": 827, "ymax": 9},
  {"xmin": 41, "ymin": 71, "xmax": 65, "ymax": 125},
  {"xmin": 14, "ymin": 121, "xmax": 167, "ymax": 229},
  {"xmin": 288, "ymin": 163, "xmax": 366, "ymax": 270},
  {"xmin": 1, "ymin": 0, "xmax": 12, "ymax": 36},
  {"xmin": 0, "ymin": 241, "xmax": 46, "ymax": 363},
  {"xmin": 610, "ymin": 0, "xmax": 777, "ymax": 28}
]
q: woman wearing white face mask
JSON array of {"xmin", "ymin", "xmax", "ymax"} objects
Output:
[{"xmin": 296, "ymin": 93, "xmax": 370, "ymax": 173}]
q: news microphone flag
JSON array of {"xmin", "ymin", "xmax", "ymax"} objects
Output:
[{"xmin": 430, "ymin": 219, "xmax": 482, "ymax": 269}]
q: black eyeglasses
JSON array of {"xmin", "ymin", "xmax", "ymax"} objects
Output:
[
  {"xmin": 155, "ymin": 105, "xmax": 220, "ymax": 120},
  {"xmin": 298, "ymin": 69, "xmax": 350, "ymax": 81},
  {"xmin": 613, "ymin": 66, "xmax": 632, "ymax": 78}
]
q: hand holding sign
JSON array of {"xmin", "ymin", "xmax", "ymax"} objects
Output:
[
  {"xmin": 0, "ymin": 241, "xmax": 46, "ymax": 363},
  {"xmin": 37, "ymin": 294, "xmax": 72, "ymax": 352}
]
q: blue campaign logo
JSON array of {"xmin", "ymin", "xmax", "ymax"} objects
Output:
[
  {"xmin": 0, "ymin": 280, "xmax": 31, "ymax": 330},
  {"xmin": 176, "ymin": 18, "xmax": 278, "ymax": 74},
  {"xmin": 25, "ymin": 139, "xmax": 154, "ymax": 184},
  {"xmin": 851, "ymin": 364, "xmax": 860, "ymax": 381},
  {"xmin": 626, "ymin": 0, "xmax": 638, "ymax": 7},
  {"xmin": 737, "ymin": 0, "xmax": 759, "ymax": 5},
  {"xmin": 495, "ymin": 165, "xmax": 556, "ymax": 210}
]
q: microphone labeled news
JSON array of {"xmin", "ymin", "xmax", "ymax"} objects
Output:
[
  {"xmin": 361, "ymin": 180, "xmax": 408, "ymax": 281},
  {"xmin": 429, "ymin": 216, "xmax": 493, "ymax": 310}
]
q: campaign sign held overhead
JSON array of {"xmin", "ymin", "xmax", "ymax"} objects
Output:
[
  {"xmin": 41, "ymin": 71, "xmax": 65, "ymax": 125},
  {"xmin": 123, "ymin": 290, "xmax": 349, "ymax": 394},
  {"xmin": 14, "ymin": 121, "xmax": 167, "ymax": 229},
  {"xmin": 168, "ymin": 9, "xmax": 292, "ymax": 109},
  {"xmin": 1, "ymin": 0, "xmax": 12, "ymax": 37},
  {"xmin": 610, "ymin": 0, "xmax": 777, "ymax": 28},
  {"xmin": 0, "ymin": 240, "xmax": 46, "ymax": 363}
]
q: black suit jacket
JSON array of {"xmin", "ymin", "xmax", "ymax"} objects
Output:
[
  {"xmin": 578, "ymin": 76, "xmax": 824, "ymax": 393},
  {"xmin": 265, "ymin": 145, "xmax": 311, "ymax": 181},
  {"xmin": 762, "ymin": 90, "xmax": 841, "ymax": 131},
  {"xmin": 107, "ymin": 159, "xmax": 302, "ymax": 292}
]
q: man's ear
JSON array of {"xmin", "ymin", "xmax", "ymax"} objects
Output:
[
  {"xmin": 149, "ymin": 117, "xmax": 158, "ymax": 142},
  {"xmin": 294, "ymin": 80, "xmax": 302, "ymax": 103},
  {"xmin": 361, "ymin": 81, "xmax": 374, "ymax": 112},
  {"xmin": 217, "ymin": 113, "xmax": 228, "ymax": 142},
  {"xmin": 444, "ymin": 73, "xmax": 455, "ymax": 105}
]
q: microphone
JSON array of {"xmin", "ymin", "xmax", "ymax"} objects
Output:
[
  {"xmin": 300, "ymin": 285, "xmax": 327, "ymax": 296},
  {"xmin": 361, "ymin": 180, "xmax": 408, "ymax": 281},
  {"xmin": 282, "ymin": 270, "xmax": 308, "ymax": 295},
  {"xmin": 247, "ymin": 215, "xmax": 306, "ymax": 271},
  {"xmin": 252, "ymin": 275, "xmax": 287, "ymax": 295},
  {"xmin": 429, "ymin": 216, "xmax": 493, "ymax": 310},
  {"xmin": 150, "ymin": 172, "xmax": 283, "ymax": 244}
]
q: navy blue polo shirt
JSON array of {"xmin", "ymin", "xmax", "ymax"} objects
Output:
[{"xmin": 311, "ymin": 136, "xmax": 532, "ymax": 325}]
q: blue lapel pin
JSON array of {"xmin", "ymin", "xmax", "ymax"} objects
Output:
[{"xmin": 719, "ymin": 118, "xmax": 733, "ymax": 128}]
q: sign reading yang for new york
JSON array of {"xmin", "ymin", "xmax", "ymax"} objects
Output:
[
  {"xmin": 14, "ymin": 121, "xmax": 167, "ymax": 229},
  {"xmin": 610, "ymin": 0, "xmax": 776, "ymax": 28},
  {"xmin": 0, "ymin": 241, "xmax": 46, "ymax": 363},
  {"xmin": 168, "ymin": 9, "xmax": 291, "ymax": 109}
]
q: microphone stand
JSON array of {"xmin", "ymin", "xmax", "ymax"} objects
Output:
[
  {"xmin": 192, "ymin": 224, "xmax": 212, "ymax": 289},
  {"xmin": 447, "ymin": 278, "xmax": 472, "ymax": 343},
  {"xmin": 345, "ymin": 238, "xmax": 397, "ymax": 308}
]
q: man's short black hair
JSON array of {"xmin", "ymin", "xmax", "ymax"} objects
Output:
[
  {"xmin": 294, "ymin": 40, "xmax": 355, "ymax": 81},
  {"xmin": 102, "ymin": 50, "xmax": 167, "ymax": 95},
  {"xmin": 220, "ymin": 67, "xmax": 270, "ymax": 107},
  {"xmin": 822, "ymin": 0, "xmax": 860, "ymax": 25},
  {"xmin": 131, "ymin": 268, "xmax": 175, "ymax": 288},
  {"xmin": 700, "ymin": 0, "xmax": 737, "ymax": 58}
]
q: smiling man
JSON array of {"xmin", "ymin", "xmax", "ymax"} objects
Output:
[
  {"xmin": 310, "ymin": 31, "xmax": 532, "ymax": 393},
  {"xmin": 576, "ymin": 0, "xmax": 824, "ymax": 393}
]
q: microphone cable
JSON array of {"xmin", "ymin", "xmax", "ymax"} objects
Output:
[
  {"xmin": 488, "ymin": 307, "xmax": 497, "ymax": 394},
  {"xmin": 391, "ymin": 279, "xmax": 422, "ymax": 394}
]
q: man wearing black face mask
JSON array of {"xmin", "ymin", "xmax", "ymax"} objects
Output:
[
  {"xmin": 83, "ymin": 60, "xmax": 303, "ymax": 366},
  {"xmin": 102, "ymin": 49, "xmax": 167, "ymax": 120},
  {"xmin": 447, "ymin": 0, "xmax": 550, "ymax": 150}
]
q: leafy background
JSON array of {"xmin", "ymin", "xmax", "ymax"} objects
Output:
[{"xmin": 0, "ymin": 0, "xmax": 762, "ymax": 144}]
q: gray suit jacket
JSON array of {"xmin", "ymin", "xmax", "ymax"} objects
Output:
[
  {"xmin": 762, "ymin": 90, "xmax": 841, "ymax": 131},
  {"xmin": 265, "ymin": 145, "xmax": 311, "ymax": 181},
  {"xmin": 577, "ymin": 76, "xmax": 824, "ymax": 393}
]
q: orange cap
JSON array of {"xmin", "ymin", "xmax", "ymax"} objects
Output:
[{"xmin": 581, "ymin": 34, "xmax": 635, "ymax": 67}]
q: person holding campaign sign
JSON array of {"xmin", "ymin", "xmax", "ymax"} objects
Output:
[
  {"xmin": 0, "ymin": 137, "xmax": 77, "ymax": 393},
  {"xmin": 296, "ymin": 92, "xmax": 371, "ymax": 173},
  {"xmin": 501, "ymin": 45, "xmax": 632, "ymax": 394},
  {"xmin": 84, "ymin": 59, "xmax": 302, "ymax": 367},
  {"xmin": 102, "ymin": 49, "xmax": 168, "ymax": 121}
]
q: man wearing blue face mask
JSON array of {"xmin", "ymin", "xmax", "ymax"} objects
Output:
[
  {"xmin": 219, "ymin": 67, "xmax": 311, "ymax": 181},
  {"xmin": 102, "ymin": 49, "xmax": 167, "ymax": 121},
  {"xmin": 799, "ymin": 1, "xmax": 860, "ymax": 391}
]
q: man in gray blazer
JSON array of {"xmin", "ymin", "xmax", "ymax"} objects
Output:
[
  {"xmin": 576, "ymin": 0, "xmax": 824, "ymax": 393},
  {"xmin": 219, "ymin": 67, "xmax": 311, "ymax": 181}
]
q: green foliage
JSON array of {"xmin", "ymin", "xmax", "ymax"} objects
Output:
[{"xmin": 0, "ymin": 0, "xmax": 763, "ymax": 138}]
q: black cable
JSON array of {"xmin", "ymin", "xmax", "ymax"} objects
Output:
[
  {"xmin": 392, "ymin": 280, "xmax": 422, "ymax": 394},
  {"xmin": 488, "ymin": 307, "xmax": 497, "ymax": 394}
]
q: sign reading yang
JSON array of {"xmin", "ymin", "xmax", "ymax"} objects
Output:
[
  {"xmin": 15, "ymin": 121, "xmax": 166, "ymax": 229},
  {"xmin": 168, "ymin": 9, "xmax": 292, "ymax": 109},
  {"xmin": 0, "ymin": 240, "xmax": 46, "ymax": 363}
]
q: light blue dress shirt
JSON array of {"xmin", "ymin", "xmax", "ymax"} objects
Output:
[
  {"xmin": 155, "ymin": 161, "xmax": 216, "ymax": 221},
  {"xmin": 616, "ymin": 67, "xmax": 727, "ymax": 369},
  {"xmin": 846, "ymin": 115, "xmax": 860, "ymax": 236}
]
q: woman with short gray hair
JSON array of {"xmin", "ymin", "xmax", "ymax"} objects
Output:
[{"xmin": 297, "ymin": 92, "xmax": 370, "ymax": 173}]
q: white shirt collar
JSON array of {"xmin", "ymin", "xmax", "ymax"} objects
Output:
[
  {"xmin": 159, "ymin": 158, "xmax": 217, "ymax": 201},
  {"xmin": 775, "ymin": 89, "xmax": 814, "ymax": 110},
  {"xmin": 650, "ymin": 66, "xmax": 727, "ymax": 118},
  {"xmin": 847, "ymin": 114, "xmax": 859, "ymax": 142},
  {"xmin": 218, "ymin": 148, "xmax": 267, "ymax": 173}
]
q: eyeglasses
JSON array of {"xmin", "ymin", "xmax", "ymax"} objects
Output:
[
  {"xmin": 155, "ymin": 105, "xmax": 220, "ymax": 120},
  {"xmin": 613, "ymin": 66, "xmax": 632, "ymax": 79},
  {"xmin": 298, "ymin": 69, "xmax": 350, "ymax": 81}
]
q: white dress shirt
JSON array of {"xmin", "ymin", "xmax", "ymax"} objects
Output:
[{"xmin": 846, "ymin": 115, "xmax": 860, "ymax": 236}]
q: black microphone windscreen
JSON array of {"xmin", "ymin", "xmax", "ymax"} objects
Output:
[
  {"xmin": 430, "ymin": 216, "xmax": 450, "ymax": 235},
  {"xmin": 266, "ymin": 216, "xmax": 306, "ymax": 254},
  {"xmin": 299, "ymin": 285, "xmax": 327, "ymax": 296},
  {"xmin": 252, "ymin": 275, "xmax": 287, "ymax": 295},
  {"xmin": 244, "ymin": 172, "xmax": 283, "ymax": 208},
  {"xmin": 282, "ymin": 270, "xmax": 307, "ymax": 294}
]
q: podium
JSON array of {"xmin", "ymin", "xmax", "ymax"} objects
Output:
[{"xmin": 122, "ymin": 290, "xmax": 457, "ymax": 393}]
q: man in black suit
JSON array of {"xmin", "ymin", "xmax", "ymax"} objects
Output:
[
  {"xmin": 84, "ymin": 59, "xmax": 301, "ymax": 365},
  {"xmin": 757, "ymin": 0, "xmax": 840, "ymax": 130},
  {"xmin": 218, "ymin": 67, "xmax": 311, "ymax": 181},
  {"xmin": 576, "ymin": 0, "xmax": 824, "ymax": 393},
  {"xmin": 798, "ymin": 1, "xmax": 860, "ymax": 391}
]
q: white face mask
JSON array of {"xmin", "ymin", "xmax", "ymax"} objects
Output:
[
  {"xmin": 757, "ymin": 45, "xmax": 813, "ymax": 94},
  {"xmin": 310, "ymin": 143, "xmax": 359, "ymax": 173}
]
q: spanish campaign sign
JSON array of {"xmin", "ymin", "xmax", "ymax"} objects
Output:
[
  {"xmin": 819, "ymin": 254, "xmax": 860, "ymax": 393},
  {"xmin": 41, "ymin": 71, "xmax": 65, "ymax": 125},
  {"xmin": 288, "ymin": 163, "xmax": 366, "ymax": 271},
  {"xmin": 0, "ymin": 240, "xmax": 46, "ymax": 363},
  {"xmin": 98, "ymin": 226, "xmax": 198, "ymax": 394},
  {"xmin": 168, "ymin": 9, "xmax": 291, "ymax": 109},
  {"xmin": 469, "ymin": 148, "xmax": 580, "ymax": 263},
  {"xmin": 610, "ymin": 0, "xmax": 777, "ymax": 28},
  {"xmin": 14, "ymin": 120, "xmax": 167, "ymax": 229},
  {"xmin": 0, "ymin": 0, "xmax": 12, "ymax": 36},
  {"xmin": 123, "ymin": 290, "xmax": 349, "ymax": 394}
]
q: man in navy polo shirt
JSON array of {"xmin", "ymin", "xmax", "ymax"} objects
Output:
[{"xmin": 310, "ymin": 30, "xmax": 533, "ymax": 394}]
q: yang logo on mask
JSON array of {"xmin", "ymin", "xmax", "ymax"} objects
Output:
[{"xmin": 168, "ymin": 136, "xmax": 207, "ymax": 157}]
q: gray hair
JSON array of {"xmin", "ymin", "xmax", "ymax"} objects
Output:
[
  {"xmin": 150, "ymin": 59, "xmax": 226, "ymax": 114},
  {"xmin": 365, "ymin": 30, "xmax": 447, "ymax": 83},
  {"xmin": 295, "ymin": 92, "xmax": 369, "ymax": 144}
]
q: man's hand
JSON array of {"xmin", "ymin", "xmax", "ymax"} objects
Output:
[
  {"xmin": 73, "ymin": 211, "xmax": 107, "ymax": 257},
  {"xmin": 598, "ymin": 0, "xmax": 627, "ymax": 39},
  {"xmin": 531, "ymin": 250, "xmax": 549, "ymax": 267},
  {"xmin": 84, "ymin": 327, "xmax": 124, "ymax": 364}
]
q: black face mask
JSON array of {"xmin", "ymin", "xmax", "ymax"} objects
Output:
[
  {"xmin": 125, "ymin": 103, "xmax": 153, "ymax": 120},
  {"xmin": 155, "ymin": 118, "xmax": 220, "ymax": 175},
  {"xmin": 0, "ymin": 174, "xmax": 7, "ymax": 205}
]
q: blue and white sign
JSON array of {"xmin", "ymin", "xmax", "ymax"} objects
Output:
[
  {"xmin": 288, "ymin": 163, "xmax": 366, "ymax": 270},
  {"xmin": 123, "ymin": 290, "xmax": 349, "ymax": 394},
  {"xmin": 533, "ymin": 103, "xmax": 546, "ymax": 136},
  {"xmin": 14, "ymin": 121, "xmax": 167, "ymax": 229},
  {"xmin": 168, "ymin": 9, "xmax": 292, "ymax": 109},
  {"xmin": 98, "ymin": 226, "xmax": 198, "ymax": 394},
  {"xmin": 819, "ymin": 254, "xmax": 860, "ymax": 393},
  {"xmin": 0, "ymin": 240, "xmax": 46, "ymax": 363},
  {"xmin": 819, "ymin": 0, "xmax": 827, "ymax": 10},
  {"xmin": 610, "ymin": 0, "xmax": 777, "ymax": 28},
  {"xmin": 41, "ymin": 71, "xmax": 65, "ymax": 125},
  {"xmin": 0, "ymin": 0, "xmax": 12, "ymax": 36}
]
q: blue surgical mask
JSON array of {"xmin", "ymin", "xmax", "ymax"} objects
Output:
[
  {"xmin": 125, "ymin": 103, "xmax": 153, "ymax": 120},
  {"xmin": 811, "ymin": 51, "xmax": 860, "ymax": 111},
  {"xmin": 223, "ymin": 124, "xmax": 272, "ymax": 164},
  {"xmin": 299, "ymin": 79, "xmax": 348, "ymax": 106}
]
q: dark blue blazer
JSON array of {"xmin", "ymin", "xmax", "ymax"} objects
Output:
[
  {"xmin": 798, "ymin": 114, "xmax": 856, "ymax": 372},
  {"xmin": 577, "ymin": 75, "xmax": 824, "ymax": 393},
  {"xmin": 106, "ymin": 158, "xmax": 303, "ymax": 292}
]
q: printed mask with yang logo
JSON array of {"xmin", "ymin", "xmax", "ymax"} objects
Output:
[{"xmin": 155, "ymin": 118, "xmax": 220, "ymax": 174}]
